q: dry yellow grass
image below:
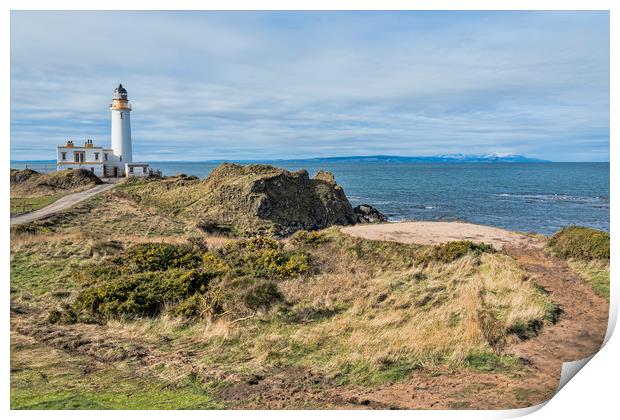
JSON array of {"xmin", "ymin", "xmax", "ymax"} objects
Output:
[{"xmin": 278, "ymin": 253, "xmax": 544, "ymax": 371}]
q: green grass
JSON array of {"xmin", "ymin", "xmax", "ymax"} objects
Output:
[
  {"xmin": 10, "ymin": 194, "xmax": 67, "ymax": 215},
  {"xmin": 10, "ymin": 250, "xmax": 86, "ymax": 301},
  {"xmin": 568, "ymin": 260, "xmax": 610, "ymax": 301},
  {"xmin": 461, "ymin": 351, "xmax": 523, "ymax": 373},
  {"xmin": 10, "ymin": 336, "xmax": 222, "ymax": 409},
  {"xmin": 334, "ymin": 359, "xmax": 421, "ymax": 386}
]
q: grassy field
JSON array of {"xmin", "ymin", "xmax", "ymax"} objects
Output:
[
  {"xmin": 10, "ymin": 194, "xmax": 67, "ymax": 215},
  {"xmin": 10, "ymin": 183, "xmax": 609, "ymax": 409}
]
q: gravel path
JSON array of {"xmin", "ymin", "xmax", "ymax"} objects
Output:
[{"xmin": 10, "ymin": 183, "xmax": 117, "ymax": 226}]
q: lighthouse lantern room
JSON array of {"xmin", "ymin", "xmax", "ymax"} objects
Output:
[{"xmin": 56, "ymin": 84, "xmax": 150, "ymax": 178}]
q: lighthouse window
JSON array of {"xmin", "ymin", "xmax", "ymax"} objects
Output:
[{"xmin": 120, "ymin": 112, "xmax": 123, "ymax": 119}]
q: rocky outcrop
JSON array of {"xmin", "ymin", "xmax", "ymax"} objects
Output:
[
  {"xmin": 185, "ymin": 163, "xmax": 358, "ymax": 236},
  {"xmin": 354, "ymin": 204, "xmax": 388, "ymax": 224},
  {"xmin": 123, "ymin": 163, "xmax": 388, "ymax": 237}
]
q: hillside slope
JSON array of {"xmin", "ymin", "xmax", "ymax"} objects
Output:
[{"xmin": 11, "ymin": 169, "xmax": 102, "ymax": 197}]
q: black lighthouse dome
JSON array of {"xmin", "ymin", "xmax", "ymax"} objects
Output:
[{"xmin": 113, "ymin": 83, "xmax": 128, "ymax": 100}]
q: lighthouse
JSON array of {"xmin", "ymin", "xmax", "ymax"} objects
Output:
[
  {"xmin": 110, "ymin": 84, "xmax": 133, "ymax": 165},
  {"xmin": 56, "ymin": 84, "xmax": 152, "ymax": 178}
]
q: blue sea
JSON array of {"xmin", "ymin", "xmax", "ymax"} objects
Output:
[{"xmin": 12, "ymin": 160, "xmax": 609, "ymax": 235}]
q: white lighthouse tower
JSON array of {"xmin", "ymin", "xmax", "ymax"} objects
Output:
[
  {"xmin": 110, "ymin": 84, "xmax": 133, "ymax": 166},
  {"xmin": 56, "ymin": 84, "xmax": 151, "ymax": 178}
]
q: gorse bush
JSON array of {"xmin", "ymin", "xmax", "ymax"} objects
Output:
[
  {"xmin": 53, "ymin": 238, "xmax": 307, "ymax": 323},
  {"xmin": 548, "ymin": 226, "xmax": 610, "ymax": 261},
  {"xmin": 124, "ymin": 243, "xmax": 202, "ymax": 272},
  {"xmin": 72, "ymin": 269, "xmax": 213, "ymax": 320},
  {"xmin": 219, "ymin": 237, "xmax": 309, "ymax": 278},
  {"xmin": 415, "ymin": 241, "xmax": 494, "ymax": 266},
  {"xmin": 290, "ymin": 230, "xmax": 330, "ymax": 247}
]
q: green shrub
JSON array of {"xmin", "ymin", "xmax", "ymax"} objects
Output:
[
  {"xmin": 170, "ymin": 293, "xmax": 207, "ymax": 318},
  {"xmin": 202, "ymin": 253, "xmax": 231, "ymax": 276},
  {"xmin": 243, "ymin": 282, "xmax": 284, "ymax": 313},
  {"xmin": 415, "ymin": 241, "xmax": 494, "ymax": 266},
  {"xmin": 71, "ymin": 268, "xmax": 213, "ymax": 320},
  {"xmin": 290, "ymin": 230, "xmax": 329, "ymax": 247},
  {"xmin": 124, "ymin": 243, "xmax": 202, "ymax": 272},
  {"xmin": 59, "ymin": 237, "xmax": 305, "ymax": 322},
  {"xmin": 77, "ymin": 261, "xmax": 124, "ymax": 286},
  {"xmin": 548, "ymin": 226, "xmax": 610, "ymax": 260},
  {"xmin": 220, "ymin": 236, "xmax": 309, "ymax": 278}
]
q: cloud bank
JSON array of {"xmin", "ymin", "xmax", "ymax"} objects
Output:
[{"xmin": 11, "ymin": 11, "xmax": 609, "ymax": 161}]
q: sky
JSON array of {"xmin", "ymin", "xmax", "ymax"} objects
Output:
[{"xmin": 10, "ymin": 11, "xmax": 610, "ymax": 162}]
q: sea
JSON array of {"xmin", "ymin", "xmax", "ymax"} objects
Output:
[{"xmin": 11, "ymin": 160, "xmax": 609, "ymax": 235}]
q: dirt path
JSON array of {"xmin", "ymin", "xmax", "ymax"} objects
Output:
[
  {"xmin": 341, "ymin": 221, "xmax": 542, "ymax": 250},
  {"xmin": 10, "ymin": 182, "xmax": 117, "ymax": 226}
]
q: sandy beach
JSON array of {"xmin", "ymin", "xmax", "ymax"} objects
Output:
[{"xmin": 341, "ymin": 221, "xmax": 544, "ymax": 250}]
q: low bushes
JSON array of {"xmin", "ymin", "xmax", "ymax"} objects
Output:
[
  {"xmin": 290, "ymin": 230, "xmax": 330, "ymax": 247},
  {"xmin": 221, "ymin": 237, "xmax": 309, "ymax": 278},
  {"xmin": 123, "ymin": 243, "xmax": 202, "ymax": 272},
  {"xmin": 52, "ymin": 238, "xmax": 309, "ymax": 323},
  {"xmin": 548, "ymin": 226, "xmax": 610, "ymax": 261}
]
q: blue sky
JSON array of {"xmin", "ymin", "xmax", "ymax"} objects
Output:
[{"xmin": 11, "ymin": 11, "xmax": 609, "ymax": 162}]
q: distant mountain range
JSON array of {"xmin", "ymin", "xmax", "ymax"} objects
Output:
[
  {"xmin": 11, "ymin": 154, "xmax": 552, "ymax": 164},
  {"xmin": 281, "ymin": 154, "xmax": 551, "ymax": 163}
]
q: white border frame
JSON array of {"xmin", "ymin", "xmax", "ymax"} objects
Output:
[{"xmin": 3, "ymin": 2, "xmax": 616, "ymax": 419}]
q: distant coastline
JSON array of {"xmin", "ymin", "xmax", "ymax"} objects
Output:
[{"xmin": 11, "ymin": 153, "xmax": 559, "ymax": 164}]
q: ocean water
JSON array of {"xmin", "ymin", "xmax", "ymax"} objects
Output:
[{"xmin": 12, "ymin": 161, "xmax": 609, "ymax": 235}]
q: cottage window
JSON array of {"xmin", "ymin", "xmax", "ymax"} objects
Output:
[
  {"xmin": 94, "ymin": 152, "xmax": 99, "ymax": 160},
  {"xmin": 61, "ymin": 152, "xmax": 66, "ymax": 161},
  {"xmin": 104, "ymin": 153, "xmax": 108, "ymax": 161},
  {"xmin": 129, "ymin": 166, "xmax": 134, "ymax": 173}
]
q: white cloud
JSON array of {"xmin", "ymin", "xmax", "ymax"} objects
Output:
[{"xmin": 10, "ymin": 11, "xmax": 610, "ymax": 161}]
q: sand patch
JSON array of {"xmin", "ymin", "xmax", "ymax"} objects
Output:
[{"xmin": 341, "ymin": 221, "xmax": 544, "ymax": 250}]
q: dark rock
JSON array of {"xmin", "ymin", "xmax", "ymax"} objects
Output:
[
  {"xmin": 191, "ymin": 163, "xmax": 359, "ymax": 236},
  {"xmin": 353, "ymin": 204, "xmax": 388, "ymax": 224}
]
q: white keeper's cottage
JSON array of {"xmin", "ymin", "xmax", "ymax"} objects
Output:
[{"xmin": 57, "ymin": 84, "xmax": 151, "ymax": 178}]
